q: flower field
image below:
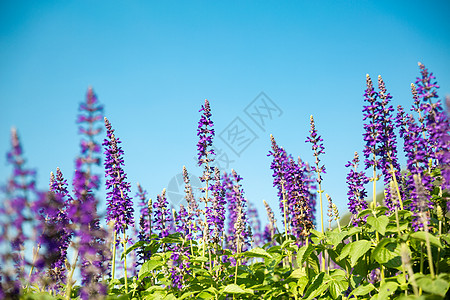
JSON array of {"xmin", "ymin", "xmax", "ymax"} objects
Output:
[{"xmin": 1, "ymin": 62, "xmax": 449, "ymax": 299}]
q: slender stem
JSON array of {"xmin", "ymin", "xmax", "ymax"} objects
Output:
[
  {"xmin": 422, "ymin": 216, "xmax": 435, "ymax": 277},
  {"xmin": 390, "ymin": 164, "xmax": 403, "ymax": 210},
  {"xmin": 111, "ymin": 230, "xmax": 117, "ymax": 280},
  {"xmin": 123, "ymin": 230, "xmax": 128, "ymax": 293},
  {"xmin": 26, "ymin": 243, "xmax": 41, "ymax": 290},
  {"xmin": 281, "ymin": 182, "xmax": 289, "ymax": 240},
  {"xmin": 234, "ymin": 238, "xmax": 240, "ymax": 285},
  {"xmin": 65, "ymin": 249, "xmax": 79, "ymax": 300}
]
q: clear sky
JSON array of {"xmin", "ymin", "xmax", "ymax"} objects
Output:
[{"xmin": 1, "ymin": 0, "xmax": 449, "ymax": 232}]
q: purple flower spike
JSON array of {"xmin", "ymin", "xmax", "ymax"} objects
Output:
[
  {"xmin": 362, "ymin": 74, "xmax": 383, "ymax": 171},
  {"xmin": 103, "ymin": 117, "xmax": 134, "ymax": 235},
  {"xmin": 3, "ymin": 127, "xmax": 37, "ymax": 280},
  {"xmin": 206, "ymin": 167, "xmax": 226, "ymax": 243},
  {"xmin": 197, "ymin": 99, "xmax": 215, "ymax": 168},
  {"xmin": 136, "ymin": 183, "xmax": 152, "ymax": 264},
  {"xmin": 183, "ymin": 166, "xmax": 199, "ymax": 239},
  {"xmin": 345, "ymin": 152, "xmax": 369, "ymax": 225},
  {"xmin": 415, "ymin": 63, "xmax": 450, "ymax": 189},
  {"xmin": 377, "ymin": 75, "xmax": 402, "ymax": 210},
  {"xmin": 153, "ymin": 189, "xmax": 172, "ymax": 239},
  {"xmin": 268, "ymin": 135, "xmax": 314, "ymax": 241},
  {"xmin": 305, "ymin": 115, "xmax": 326, "ymax": 184},
  {"xmin": 76, "ymin": 87, "xmax": 104, "ymax": 190},
  {"xmin": 225, "ymin": 170, "xmax": 250, "ymax": 253}
]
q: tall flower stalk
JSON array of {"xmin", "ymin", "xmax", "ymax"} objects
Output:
[
  {"xmin": 103, "ymin": 117, "xmax": 134, "ymax": 291},
  {"xmin": 196, "ymin": 99, "xmax": 215, "ymax": 259},
  {"xmin": 76, "ymin": 87, "xmax": 104, "ymax": 190},
  {"xmin": 345, "ymin": 152, "xmax": 369, "ymax": 225},
  {"xmin": 305, "ymin": 115, "xmax": 325, "ymax": 234}
]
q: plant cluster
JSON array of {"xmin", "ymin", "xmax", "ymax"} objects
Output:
[{"xmin": 1, "ymin": 64, "xmax": 450, "ymax": 299}]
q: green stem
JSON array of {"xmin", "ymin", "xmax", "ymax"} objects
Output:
[
  {"xmin": 112, "ymin": 230, "xmax": 117, "ymax": 280},
  {"xmin": 390, "ymin": 164, "xmax": 403, "ymax": 210},
  {"xmin": 65, "ymin": 250, "xmax": 79, "ymax": 300},
  {"xmin": 123, "ymin": 230, "xmax": 128, "ymax": 293},
  {"xmin": 26, "ymin": 243, "xmax": 41, "ymax": 290},
  {"xmin": 422, "ymin": 216, "xmax": 435, "ymax": 277}
]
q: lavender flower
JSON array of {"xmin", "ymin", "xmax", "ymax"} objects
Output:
[
  {"xmin": 263, "ymin": 200, "xmax": 277, "ymax": 244},
  {"xmin": 76, "ymin": 87, "xmax": 104, "ymax": 190},
  {"xmin": 415, "ymin": 63, "xmax": 450, "ymax": 189},
  {"xmin": 223, "ymin": 170, "xmax": 250, "ymax": 252},
  {"xmin": 396, "ymin": 106, "xmax": 432, "ymax": 218},
  {"xmin": 175, "ymin": 205, "xmax": 189, "ymax": 237},
  {"xmin": 136, "ymin": 183, "xmax": 152, "ymax": 264},
  {"xmin": 269, "ymin": 135, "xmax": 314, "ymax": 241},
  {"xmin": 377, "ymin": 75, "xmax": 402, "ymax": 210},
  {"xmin": 248, "ymin": 202, "xmax": 262, "ymax": 247},
  {"xmin": 103, "ymin": 117, "xmax": 134, "ymax": 235},
  {"xmin": 35, "ymin": 169, "xmax": 73, "ymax": 287},
  {"xmin": 153, "ymin": 189, "xmax": 172, "ymax": 239},
  {"xmin": 305, "ymin": 115, "xmax": 326, "ymax": 233},
  {"xmin": 70, "ymin": 170, "xmax": 110, "ymax": 300},
  {"xmin": 197, "ymin": 99, "xmax": 215, "ymax": 168},
  {"xmin": 206, "ymin": 167, "xmax": 226, "ymax": 243},
  {"xmin": 345, "ymin": 152, "xmax": 369, "ymax": 225},
  {"xmin": 4, "ymin": 127, "xmax": 37, "ymax": 280},
  {"xmin": 305, "ymin": 115, "xmax": 326, "ymax": 183},
  {"xmin": 183, "ymin": 166, "xmax": 199, "ymax": 239}
]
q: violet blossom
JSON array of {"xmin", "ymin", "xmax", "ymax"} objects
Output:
[
  {"xmin": 103, "ymin": 117, "xmax": 134, "ymax": 235},
  {"xmin": 345, "ymin": 152, "xmax": 369, "ymax": 225},
  {"xmin": 76, "ymin": 87, "xmax": 103, "ymax": 190}
]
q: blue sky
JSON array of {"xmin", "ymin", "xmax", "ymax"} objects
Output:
[{"xmin": 1, "ymin": 0, "xmax": 449, "ymax": 232}]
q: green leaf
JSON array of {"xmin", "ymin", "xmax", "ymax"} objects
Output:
[
  {"xmin": 378, "ymin": 281, "xmax": 398, "ymax": 299},
  {"xmin": 222, "ymin": 284, "xmax": 253, "ymax": 295},
  {"xmin": 328, "ymin": 274, "xmax": 348, "ymax": 299},
  {"xmin": 346, "ymin": 240, "xmax": 372, "ymax": 267},
  {"xmin": 371, "ymin": 238, "xmax": 402, "ymax": 268},
  {"xmin": 367, "ymin": 215, "xmax": 389, "ymax": 235},
  {"xmin": 242, "ymin": 247, "xmax": 272, "ymax": 259},
  {"xmin": 139, "ymin": 259, "xmax": 164, "ymax": 278},
  {"xmin": 411, "ymin": 231, "xmax": 443, "ymax": 248},
  {"xmin": 297, "ymin": 243, "xmax": 314, "ymax": 266},
  {"xmin": 348, "ymin": 282, "xmax": 375, "ymax": 297},
  {"xmin": 196, "ymin": 291, "xmax": 214, "ymax": 299},
  {"xmin": 326, "ymin": 231, "xmax": 348, "ymax": 247},
  {"xmin": 416, "ymin": 274, "xmax": 450, "ymax": 296},
  {"xmin": 179, "ymin": 292, "xmax": 197, "ymax": 299},
  {"xmin": 304, "ymin": 273, "xmax": 329, "ymax": 300},
  {"xmin": 338, "ymin": 243, "xmax": 352, "ymax": 261},
  {"xmin": 191, "ymin": 256, "xmax": 208, "ymax": 263},
  {"xmin": 121, "ymin": 240, "xmax": 145, "ymax": 260},
  {"xmin": 297, "ymin": 276, "xmax": 309, "ymax": 295},
  {"xmin": 357, "ymin": 208, "xmax": 372, "ymax": 219},
  {"xmin": 289, "ymin": 268, "xmax": 306, "ymax": 279}
]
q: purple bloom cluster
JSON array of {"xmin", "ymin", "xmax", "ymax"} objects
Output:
[
  {"xmin": 206, "ymin": 167, "xmax": 226, "ymax": 243},
  {"xmin": 305, "ymin": 115, "xmax": 326, "ymax": 184},
  {"xmin": 136, "ymin": 183, "xmax": 152, "ymax": 264},
  {"xmin": 248, "ymin": 202, "xmax": 262, "ymax": 247},
  {"xmin": 153, "ymin": 189, "xmax": 172, "ymax": 239},
  {"xmin": 415, "ymin": 63, "xmax": 450, "ymax": 189},
  {"xmin": 32, "ymin": 169, "xmax": 73, "ymax": 287},
  {"xmin": 103, "ymin": 117, "xmax": 134, "ymax": 234},
  {"xmin": 197, "ymin": 99, "xmax": 215, "ymax": 168},
  {"xmin": 183, "ymin": 166, "xmax": 199, "ymax": 239},
  {"xmin": 345, "ymin": 152, "xmax": 369, "ymax": 225},
  {"xmin": 70, "ymin": 170, "xmax": 110, "ymax": 300},
  {"xmin": 76, "ymin": 87, "xmax": 104, "ymax": 190},
  {"xmin": 269, "ymin": 135, "xmax": 314, "ymax": 241},
  {"xmin": 223, "ymin": 170, "xmax": 250, "ymax": 252},
  {"xmin": 2, "ymin": 128, "xmax": 37, "ymax": 280}
]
